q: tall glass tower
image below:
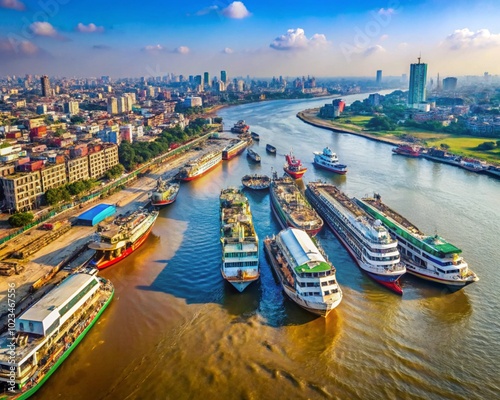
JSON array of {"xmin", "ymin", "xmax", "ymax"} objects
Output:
[{"xmin": 408, "ymin": 57, "xmax": 427, "ymax": 108}]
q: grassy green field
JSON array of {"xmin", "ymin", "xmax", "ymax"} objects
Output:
[{"xmin": 427, "ymin": 137, "xmax": 500, "ymax": 164}]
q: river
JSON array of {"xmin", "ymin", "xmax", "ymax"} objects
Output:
[{"xmin": 37, "ymin": 92, "xmax": 500, "ymax": 400}]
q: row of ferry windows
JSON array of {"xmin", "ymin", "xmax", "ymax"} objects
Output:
[
  {"xmin": 224, "ymin": 261, "xmax": 258, "ymax": 268},
  {"xmin": 296, "ymin": 280, "xmax": 336, "ymax": 288},
  {"xmin": 296, "ymin": 271, "xmax": 331, "ymax": 278},
  {"xmin": 364, "ymin": 254, "xmax": 399, "ymax": 262},
  {"xmin": 299, "ymin": 288, "xmax": 340, "ymax": 297},
  {"xmin": 224, "ymin": 252, "xmax": 258, "ymax": 258}
]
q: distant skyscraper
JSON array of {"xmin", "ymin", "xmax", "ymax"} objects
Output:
[
  {"xmin": 203, "ymin": 72, "xmax": 210, "ymax": 88},
  {"xmin": 41, "ymin": 75, "xmax": 51, "ymax": 97},
  {"xmin": 220, "ymin": 70, "xmax": 227, "ymax": 83},
  {"xmin": 443, "ymin": 77, "xmax": 458, "ymax": 91},
  {"xmin": 107, "ymin": 97, "xmax": 118, "ymax": 115},
  {"xmin": 408, "ymin": 57, "xmax": 427, "ymax": 108},
  {"xmin": 376, "ymin": 70, "xmax": 382, "ymax": 85}
]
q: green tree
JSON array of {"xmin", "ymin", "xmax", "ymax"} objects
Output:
[
  {"xmin": 477, "ymin": 141, "xmax": 496, "ymax": 151},
  {"xmin": 8, "ymin": 212, "xmax": 34, "ymax": 227},
  {"xmin": 440, "ymin": 143, "xmax": 450, "ymax": 150},
  {"xmin": 366, "ymin": 116, "xmax": 396, "ymax": 131}
]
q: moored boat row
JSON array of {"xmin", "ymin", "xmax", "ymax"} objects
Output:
[
  {"xmin": 356, "ymin": 194, "xmax": 479, "ymax": 287},
  {"xmin": 305, "ymin": 182, "xmax": 405, "ymax": 294}
]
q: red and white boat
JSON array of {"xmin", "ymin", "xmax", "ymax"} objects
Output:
[
  {"xmin": 283, "ymin": 151, "xmax": 307, "ymax": 179},
  {"xmin": 177, "ymin": 150, "xmax": 222, "ymax": 181},
  {"xmin": 222, "ymin": 138, "xmax": 249, "ymax": 160},
  {"xmin": 392, "ymin": 144, "xmax": 421, "ymax": 157},
  {"xmin": 151, "ymin": 178, "xmax": 180, "ymax": 207},
  {"xmin": 89, "ymin": 207, "xmax": 159, "ymax": 270}
]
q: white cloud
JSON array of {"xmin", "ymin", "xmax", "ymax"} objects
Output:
[
  {"xmin": 0, "ymin": 38, "xmax": 39, "ymax": 56},
  {"xmin": 378, "ymin": 8, "xmax": 396, "ymax": 16},
  {"xmin": 270, "ymin": 28, "xmax": 328, "ymax": 51},
  {"xmin": 174, "ymin": 46, "xmax": 190, "ymax": 54},
  {"xmin": 76, "ymin": 23, "xmax": 104, "ymax": 33},
  {"xmin": 0, "ymin": 0, "xmax": 25, "ymax": 11},
  {"xmin": 143, "ymin": 44, "xmax": 165, "ymax": 53},
  {"xmin": 222, "ymin": 47, "xmax": 234, "ymax": 54},
  {"xmin": 222, "ymin": 1, "xmax": 251, "ymax": 19},
  {"xmin": 194, "ymin": 5, "xmax": 218, "ymax": 16},
  {"xmin": 30, "ymin": 22, "xmax": 58, "ymax": 37},
  {"xmin": 379, "ymin": 34, "xmax": 389, "ymax": 41},
  {"xmin": 398, "ymin": 42, "xmax": 408, "ymax": 49},
  {"xmin": 363, "ymin": 44, "xmax": 385, "ymax": 57},
  {"xmin": 444, "ymin": 28, "xmax": 500, "ymax": 50}
]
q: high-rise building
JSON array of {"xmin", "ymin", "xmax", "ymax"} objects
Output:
[
  {"xmin": 220, "ymin": 70, "xmax": 227, "ymax": 84},
  {"xmin": 408, "ymin": 57, "xmax": 427, "ymax": 108},
  {"xmin": 203, "ymin": 72, "xmax": 210, "ymax": 88},
  {"xmin": 376, "ymin": 70, "xmax": 382, "ymax": 85},
  {"xmin": 64, "ymin": 101, "xmax": 79, "ymax": 115},
  {"xmin": 41, "ymin": 75, "xmax": 51, "ymax": 97},
  {"xmin": 443, "ymin": 77, "xmax": 458, "ymax": 91},
  {"xmin": 107, "ymin": 97, "xmax": 118, "ymax": 115}
]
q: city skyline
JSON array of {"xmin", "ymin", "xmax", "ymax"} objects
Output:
[{"xmin": 1, "ymin": 0, "xmax": 500, "ymax": 78}]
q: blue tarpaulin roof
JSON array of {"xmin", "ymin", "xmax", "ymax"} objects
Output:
[{"xmin": 77, "ymin": 204, "xmax": 116, "ymax": 226}]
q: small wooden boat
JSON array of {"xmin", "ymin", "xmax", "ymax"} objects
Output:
[
  {"xmin": 251, "ymin": 131, "xmax": 260, "ymax": 141},
  {"xmin": 266, "ymin": 144, "xmax": 276, "ymax": 154},
  {"xmin": 247, "ymin": 148, "xmax": 261, "ymax": 163},
  {"xmin": 241, "ymin": 174, "xmax": 271, "ymax": 190}
]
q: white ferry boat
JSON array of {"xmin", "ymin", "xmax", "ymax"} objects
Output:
[
  {"xmin": 306, "ymin": 182, "xmax": 405, "ymax": 294},
  {"xmin": 264, "ymin": 228, "xmax": 342, "ymax": 317},
  {"xmin": 220, "ymin": 188, "xmax": 260, "ymax": 292},
  {"xmin": 0, "ymin": 273, "xmax": 113, "ymax": 399},
  {"xmin": 177, "ymin": 150, "xmax": 222, "ymax": 181},
  {"xmin": 356, "ymin": 194, "xmax": 479, "ymax": 288},
  {"xmin": 313, "ymin": 147, "xmax": 347, "ymax": 175}
]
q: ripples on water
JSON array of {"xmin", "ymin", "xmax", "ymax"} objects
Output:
[{"xmin": 37, "ymin": 93, "xmax": 500, "ymax": 400}]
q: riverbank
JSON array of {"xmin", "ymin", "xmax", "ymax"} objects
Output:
[
  {"xmin": 297, "ymin": 108, "xmax": 403, "ymax": 146},
  {"xmin": 0, "ymin": 135, "xmax": 232, "ymax": 327}
]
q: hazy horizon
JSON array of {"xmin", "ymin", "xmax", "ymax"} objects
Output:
[{"xmin": 1, "ymin": 0, "xmax": 500, "ymax": 80}]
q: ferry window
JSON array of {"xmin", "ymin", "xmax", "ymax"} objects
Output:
[
  {"xmin": 29, "ymin": 322, "xmax": 34, "ymax": 331},
  {"xmin": 19, "ymin": 322, "xmax": 24, "ymax": 331},
  {"xmin": 324, "ymin": 290, "xmax": 330, "ymax": 295}
]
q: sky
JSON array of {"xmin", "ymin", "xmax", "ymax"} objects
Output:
[{"xmin": 1, "ymin": 0, "xmax": 500, "ymax": 79}]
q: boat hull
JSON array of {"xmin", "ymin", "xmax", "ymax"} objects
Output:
[
  {"xmin": 283, "ymin": 167, "xmax": 306, "ymax": 179},
  {"xmin": 313, "ymin": 161, "xmax": 348, "ymax": 175},
  {"xmin": 221, "ymin": 269, "xmax": 259, "ymax": 292}
]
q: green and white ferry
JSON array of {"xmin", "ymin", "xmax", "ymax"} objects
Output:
[
  {"xmin": 356, "ymin": 194, "xmax": 478, "ymax": 288},
  {"xmin": 0, "ymin": 273, "xmax": 114, "ymax": 399}
]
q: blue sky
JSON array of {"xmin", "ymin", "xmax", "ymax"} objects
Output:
[{"xmin": 1, "ymin": 0, "xmax": 500, "ymax": 79}]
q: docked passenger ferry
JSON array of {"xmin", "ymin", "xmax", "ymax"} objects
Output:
[
  {"xmin": 264, "ymin": 228, "xmax": 342, "ymax": 317},
  {"xmin": 220, "ymin": 188, "xmax": 260, "ymax": 292},
  {"xmin": 270, "ymin": 174, "xmax": 323, "ymax": 237},
  {"xmin": 306, "ymin": 182, "xmax": 405, "ymax": 294},
  {"xmin": 177, "ymin": 150, "xmax": 222, "ymax": 181},
  {"xmin": 0, "ymin": 273, "xmax": 113, "ymax": 399},
  {"xmin": 89, "ymin": 207, "xmax": 159, "ymax": 270},
  {"xmin": 356, "ymin": 194, "xmax": 479, "ymax": 288}
]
